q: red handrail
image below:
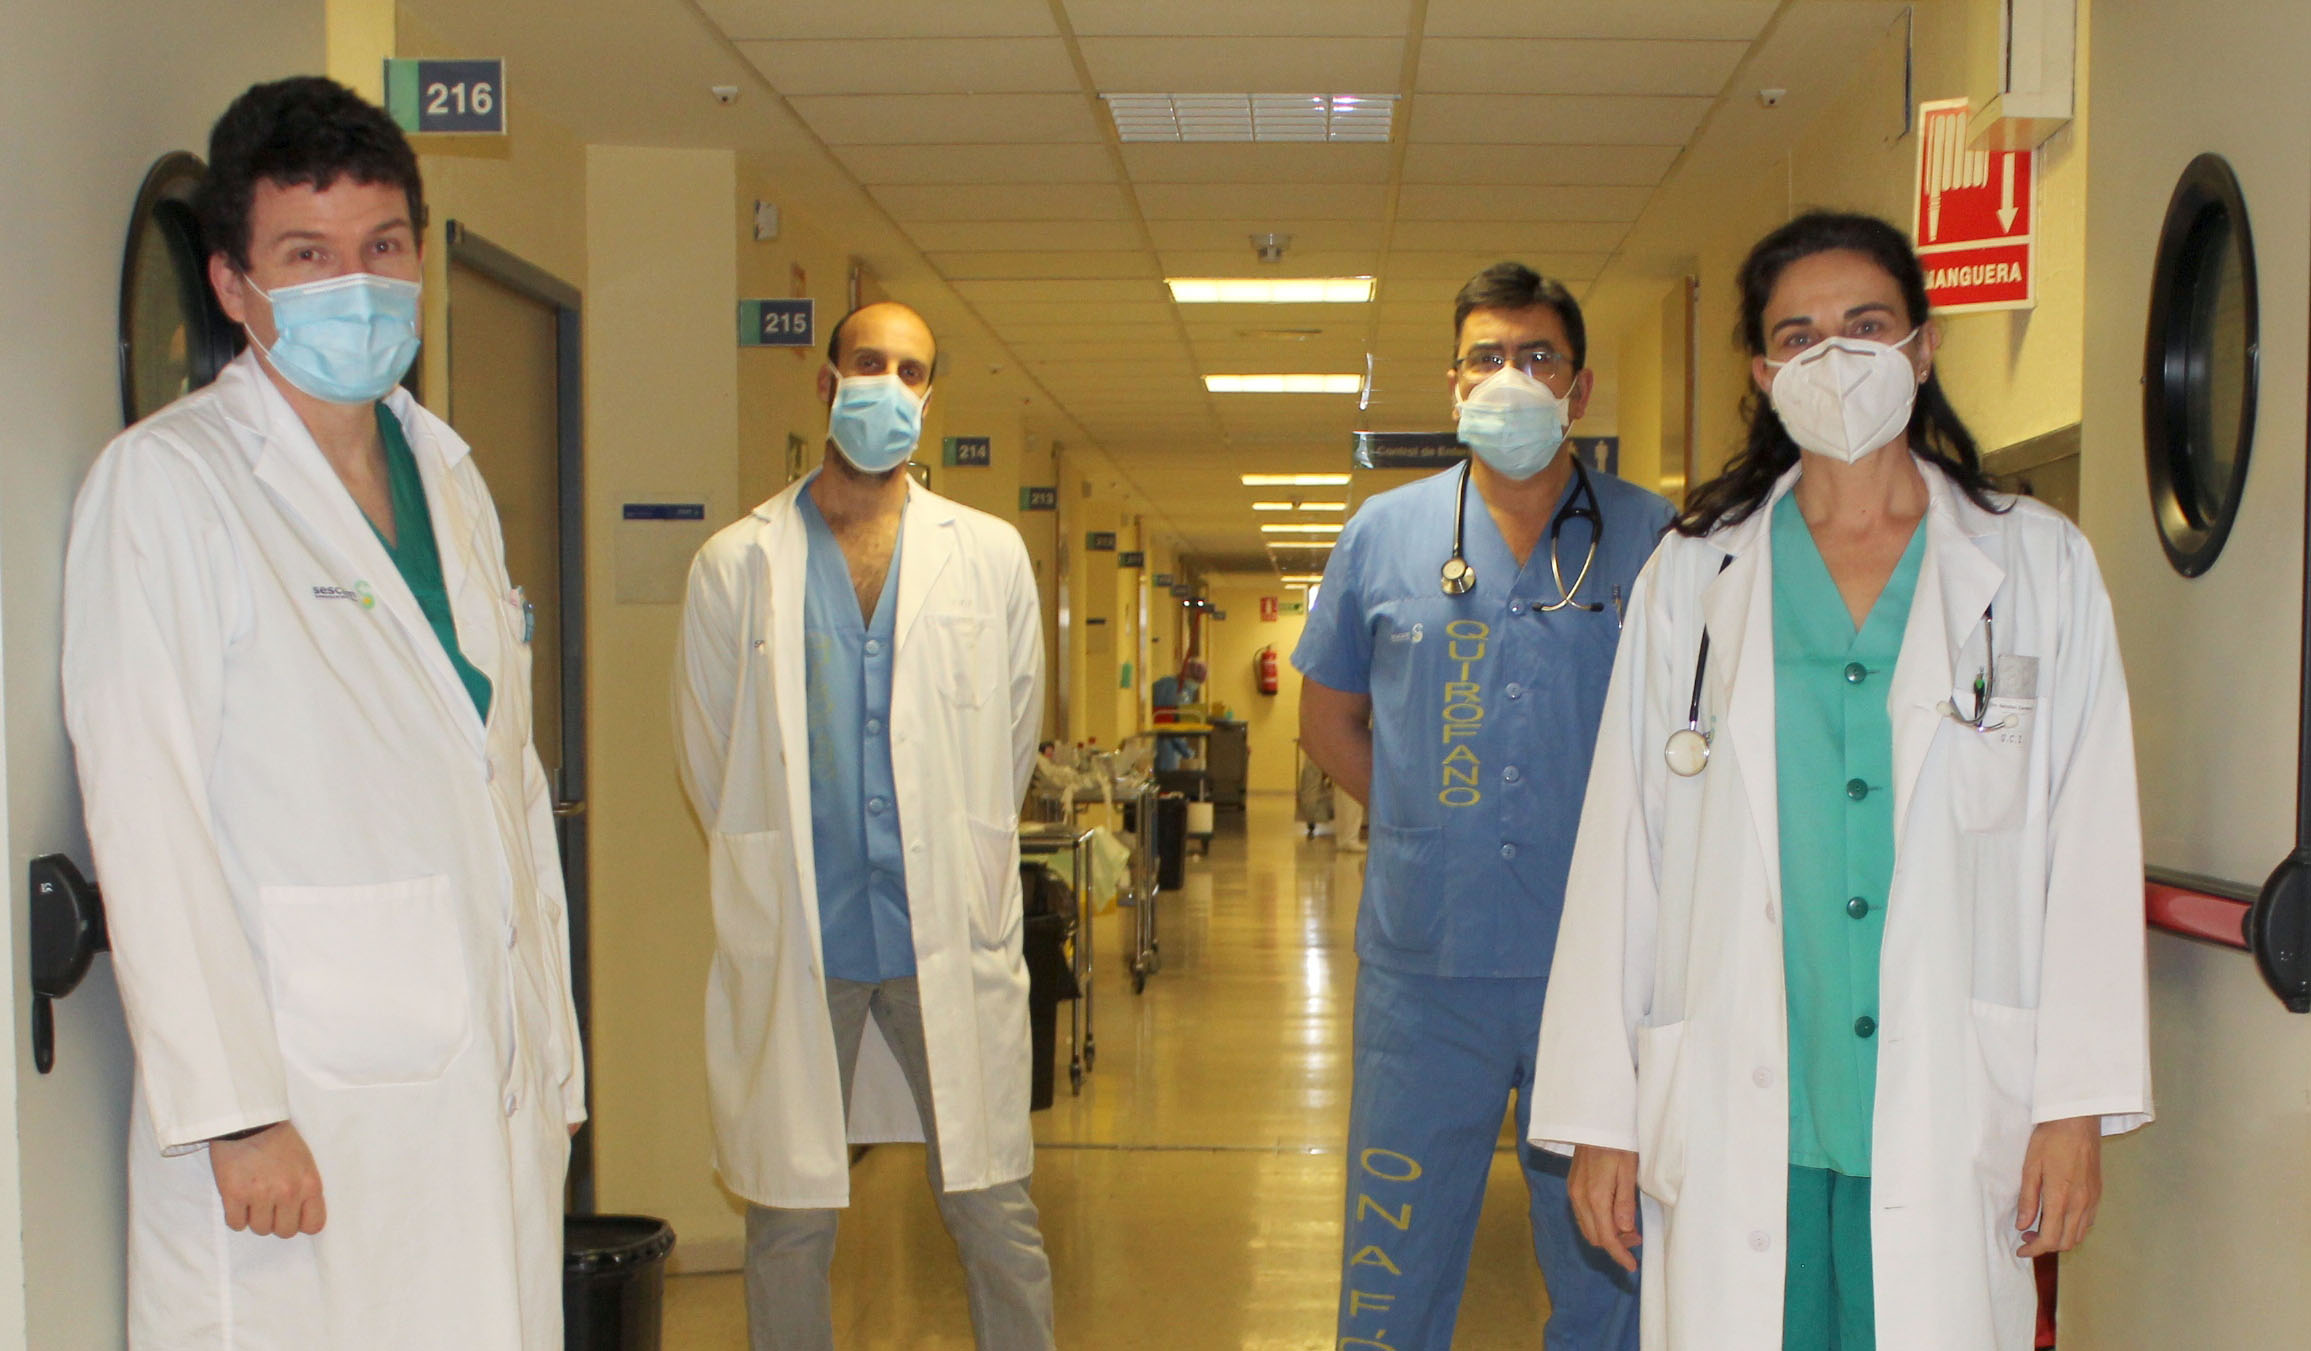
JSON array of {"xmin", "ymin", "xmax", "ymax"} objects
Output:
[{"xmin": 2144, "ymin": 878, "xmax": 2251, "ymax": 949}]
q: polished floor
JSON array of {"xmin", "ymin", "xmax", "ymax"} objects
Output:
[{"xmin": 664, "ymin": 793, "xmax": 1553, "ymax": 1348}]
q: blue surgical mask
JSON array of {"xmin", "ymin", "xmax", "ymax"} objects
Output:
[
  {"xmin": 1454, "ymin": 366, "xmax": 1570, "ymax": 480},
  {"xmin": 241, "ymin": 272, "xmax": 423, "ymax": 405},
  {"xmin": 825, "ymin": 368, "xmax": 929, "ymax": 474}
]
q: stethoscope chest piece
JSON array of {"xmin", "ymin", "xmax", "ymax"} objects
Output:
[
  {"xmin": 1440, "ymin": 555, "xmax": 1477, "ymax": 596},
  {"xmin": 1664, "ymin": 727, "xmax": 1711, "ymax": 777}
]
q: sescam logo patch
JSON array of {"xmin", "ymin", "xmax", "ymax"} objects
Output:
[{"xmin": 312, "ymin": 582, "xmax": 376, "ymax": 610}]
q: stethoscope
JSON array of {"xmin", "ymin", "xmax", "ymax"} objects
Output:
[
  {"xmin": 1663, "ymin": 574, "xmax": 2004, "ymax": 778},
  {"xmin": 1439, "ymin": 455, "xmax": 1604, "ymax": 615}
]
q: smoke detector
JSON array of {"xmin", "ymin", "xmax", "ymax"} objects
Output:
[{"xmin": 1252, "ymin": 233, "xmax": 1291, "ymax": 264}]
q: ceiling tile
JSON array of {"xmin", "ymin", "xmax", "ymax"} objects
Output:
[
  {"xmin": 967, "ymin": 289, "xmax": 1176, "ymax": 313},
  {"xmin": 1156, "ymin": 250, "xmax": 1380, "ymax": 277},
  {"xmin": 792, "ymin": 93, "xmax": 1101, "ymax": 144},
  {"xmin": 1408, "ymin": 94, "xmax": 1709, "ymax": 145},
  {"xmin": 1401, "ymin": 143, "xmax": 1680, "ymax": 186},
  {"xmin": 1064, "ymin": 0, "xmax": 1411, "ymax": 36},
  {"xmin": 1146, "ymin": 219, "xmax": 1387, "ymax": 251},
  {"xmin": 989, "ymin": 321, "xmax": 1184, "ymax": 341},
  {"xmin": 734, "ymin": 38, "xmax": 1079, "ymax": 95},
  {"xmin": 929, "ymin": 252, "xmax": 1161, "ymax": 280},
  {"xmin": 1178, "ymin": 319, "xmax": 1367, "ymax": 343},
  {"xmin": 1422, "ymin": 1, "xmax": 1777, "ymax": 41},
  {"xmin": 1383, "ymin": 251, "xmax": 1609, "ymax": 280},
  {"xmin": 1009, "ymin": 340, "xmax": 1191, "ymax": 362},
  {"xmin": 870, "ymin": 183, "xmax": 1134, "ymax": 221},
  {"xmin": 1136, "ymin": 183, "xmax": 1390, "ymax": 220},
  {"xmin": 1395, "ymin": 184, "xmax": 1657, "ymax": 221},
  {"xmin": 699, "ymin": 0, "xmax": 1059, "ymax": 39},
  {"xmin": 1078, "ymin": 37, "xmax": 1407, "ymax": 93},
  {"xmin": 903, "ymin": 219, "xmax": 1146, "ymax": 252},
  {"xmin": 1387, "ymin": 220, "xmax": 1630, "ymax": 252},
  {"xmin": 833, "ymin": 143, "xmax": 1119, "ymax": 185},
  {"xmin": 1120, "ymin": 142, "xmax": 1394, "ymax": 184},
  {"xmin": 1416, "ymin": 39, "xmax": 1748, "ymax": 96}
]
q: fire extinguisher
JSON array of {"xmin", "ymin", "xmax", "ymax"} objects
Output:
[{"xmin": 1256, "ymin": 646, "xmax": 1280, "ymax": 696}]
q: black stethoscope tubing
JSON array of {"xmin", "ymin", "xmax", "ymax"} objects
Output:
[{"xmin": 1439, "ymin": 454, "xmax": 1601, "ymax": 605}]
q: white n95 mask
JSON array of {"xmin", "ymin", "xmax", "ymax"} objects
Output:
[
  {"xmin": 825, "ymin": 368, "xmax": 929, "ymax": 474},
  {"xmin": 1764, "ymin": 328, "xmax": 1925, "ymax": 464},
  {"xmin": 1454, "ymin": 367, "xmax": 1570, "ymax": 480}
]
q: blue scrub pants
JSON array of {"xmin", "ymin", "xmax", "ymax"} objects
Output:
[{"xmin": 1337, "ymin": 964, "xmax": 1639, "ymax": 1351}]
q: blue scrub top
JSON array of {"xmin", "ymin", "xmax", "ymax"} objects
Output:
[
  {"xmin": 799, "ymin": 488, "xmax": 915, "ymax": 983},
  {"xmin": 1294, "ymin": 462, "xmax": 1674, "ymax": 976}
]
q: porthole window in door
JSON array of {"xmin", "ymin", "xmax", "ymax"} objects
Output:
[{"xmin": 2142, "ymin": 153, "xmax": 2258, "ymax": 578}]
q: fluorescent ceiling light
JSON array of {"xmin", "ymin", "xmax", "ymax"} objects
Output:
[
  {"xmin": 1251, "ymin": 501, "xmax": 1346, "ymax": 512},
  {"xmin": 1205, "ymin": 374, "xmax": 1363, "ymax": 394},
  {"xmin": 1167, "ymin": 277, "xmax": 1374, "ymax": 305},
  {"xmin": 1103, "ymin": 93, "xmax": 1397, "ymax": 143},
  {"xmin": 1251, "ymin": 502, "xmax": 1295, "ymax": 511},
  {"xmin": 1241, "ymin": 473, "xmax": 1351, "ymax": 487},
  {"xmin": 1260, "ymin": 523, "xmax": 1344, "ymax": 535},
  {"xmin": 1280, "ymin": 573, "xmax": 1325, "ymax": 583}
]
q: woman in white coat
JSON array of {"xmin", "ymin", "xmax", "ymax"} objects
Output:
[{"xmin": 1530, "ymin": 212, "xmax": 2150, "ymax": 1351}]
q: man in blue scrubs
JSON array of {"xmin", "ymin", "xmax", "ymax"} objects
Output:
[{"xmin": 1297, "ymin": 263, "xmax": 1673, "ymax": 1350}]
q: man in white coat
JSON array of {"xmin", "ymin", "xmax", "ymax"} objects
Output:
[
  {"xmin": 675, "ymin": 301, "xmax": 1055, "ymax": 1351},
  {"xmin": 62, "ymin": 78, "xmax": 583, "ymax": 1348}
]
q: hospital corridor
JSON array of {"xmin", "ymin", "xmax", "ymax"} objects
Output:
[{"xmin": 3, "ymin": 2, "xmax": 2310, "ymax": 1350}]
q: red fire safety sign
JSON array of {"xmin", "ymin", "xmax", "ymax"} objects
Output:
[{"xmin": 1913, "ymin": 98, "xmax": 2034, "ymax": 313}]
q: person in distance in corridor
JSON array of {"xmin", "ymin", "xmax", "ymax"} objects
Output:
[
  {"xmin": 675, "ymin": 301, "xmax": 1056, "ymax": 1351},
  {"xmin": 1297, "ymin": 262, "xmax": 1674, "ymax": 1350}
]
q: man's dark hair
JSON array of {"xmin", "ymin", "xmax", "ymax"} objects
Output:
[
  {"xmin": 195, "ymin": 76, "xmax": 428, "ymax": 272},
  {"xmin": 1450, "ymin": 262, "xmax": 1587, "ymax": 372},
  {"xmin": 825, "ymin": 303, "xmax": 938, "ymax": 384}
]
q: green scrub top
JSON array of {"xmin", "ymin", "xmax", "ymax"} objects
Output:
[
  {"xmin": 370, "ymin": 404, "xmax": 493, "ymax": 724},
  {"xmin": 1771, "ymin": 491, "xmax": 1925, "ymax": 1176}
]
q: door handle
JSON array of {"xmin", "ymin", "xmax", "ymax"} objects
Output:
[
  {"xmin": 29, "ymin": 854, "xmax": 108, "ymax": 1074},
  {"xmin": 552, "ymin": 799, "xmax": 587, "ymax": 818}
]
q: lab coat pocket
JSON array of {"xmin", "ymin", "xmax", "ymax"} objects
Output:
[
  {"xmin": 1967, "ymin": 1000, "xmax": 2039, "ymax": 1193},
  {"xmin": 925, "ymin": 613, "xmax": 996, "ymax": 709},
  {"xmin": 1949, "ymin": 698, "xmax": 2033, "ymax": 833},
  {"xmin": 967, "ymin": 815, "xmax": 1022, "ymax": 950},
  {"xmin": 261, "ymin": 875, "xmax": 472, "ymax": 1089},
  {"xmin": 1367, "ymin": 824, "xmax": 1445, "ymax": 953},
  {"xmin": 1633, "ymin": 1019, "xmax": 1690, "ymax": 1206}
]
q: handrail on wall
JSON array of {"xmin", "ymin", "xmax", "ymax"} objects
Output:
[{"xmin": 2145, "ymin": 869, "xmax": 2253, "ymax": 950}]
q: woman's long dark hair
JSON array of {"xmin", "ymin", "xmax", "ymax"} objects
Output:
[{"xmin": 1675, "ymin": 211, "xmax": 2006, "ymax": 536}]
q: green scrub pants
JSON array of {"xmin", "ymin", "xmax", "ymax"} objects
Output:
[{"xmin": 1784, "ymin": 1165, "xmax": 1873, "ymax": 1351}]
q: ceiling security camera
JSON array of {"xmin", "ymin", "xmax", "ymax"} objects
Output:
[{"xmin": 1757, "ymin": 88, "xmax": 1786, "ymax": 108}]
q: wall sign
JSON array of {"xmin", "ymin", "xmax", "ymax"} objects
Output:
[
  {"xmin": 1019, "ymin": 486, "xmax": 1058, "ymax": 511},
  {"xmin": 1259, "ymin": 596, "xmax": 1279, "ymax": 622},
  {"xmin": 621, "ymin": 503, "xmax": 706, "ymax": 521},
  {"xmin": 1085, "ymin": 531, "xmax": 1118, "ymax": 552},
  {"xmin": 1914, "ymin": 97, "xmax": 2035, "ymax": 313},
  {"xmin": 384, "ymin": 59, "xmax": 505, "ymax": 135},
  {"xmin": 1153, "ymin": 572, "xmax": 1175, "ymax": 587},
  {"xmin": 1170, "ymin": 584, "xmax": 1193, "ymax": 599},
  {"xmin": 1119, "ymin": 551, "xmax": 1146, "ymax": 567},
  {"xmin": 942, "ymin": 436, "xmax": 992, "ymax": 467},
  {"xmin": 739, "ymin": 298, "xmax": 815, "ymax": 348}
]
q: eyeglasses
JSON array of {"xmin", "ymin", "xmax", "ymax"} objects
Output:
[{"xmin": 1454, "ymin": 347, "xmax": 1571, "ymax": 380}]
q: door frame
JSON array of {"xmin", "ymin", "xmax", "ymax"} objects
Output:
[{"xmin": 444, "ymin": 221, "xmax": 597, "ymax": 1208}]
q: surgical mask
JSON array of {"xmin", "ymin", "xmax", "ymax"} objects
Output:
[
  {"xmin": 1454, "ymin": 366, "xmax": 1570, "ymax": 480},
  {"xmin": 1765, "ymin": 328, "xmax": 1925, "ymax": 464},
  {"xmin": 825, "ymin": 368, "xmax": 928, "ymax": 474},
  {"xmin": 240, "ymin": 272, "xmax": 422, "ymax": 405}
]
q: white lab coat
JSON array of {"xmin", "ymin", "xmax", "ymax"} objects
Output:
[
  {"xmin": 674, "ymin": 474, "xmax": 1045, "ymax": 1208},
  {"xmin": 1530, "ymin": 460, "xmax": 2150, "ymax": 1351},
  {"xmin": 62, "ymin": 352, "xmax": 584, "ymax": 1350}
]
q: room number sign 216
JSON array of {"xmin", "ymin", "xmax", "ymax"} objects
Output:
[{"xmin": 385, "ymin": 59, "xmax": 507, "ymax": 135}]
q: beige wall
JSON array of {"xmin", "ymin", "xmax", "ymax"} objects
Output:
[
  {"xmin": 581, "ymin": 144, "xmax": 746, "ymax": 1259},
  {"xmin": 2063, "ymin": 0, "xmax": 2311, "ymax": 1343},
  {"xmin": 1200, "ymin": 581, "xmax": 1309, "ymax": 796},
  {"xmin": 0, "ymin": 4, "xmax": 327, "ymax": 1345},
  {"xmin": 733, "ymin": 158, "xmax": 855, "ymax": 509}
]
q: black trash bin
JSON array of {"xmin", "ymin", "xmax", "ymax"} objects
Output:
[
  {"xmin": 1020, "ymin": 860, "xmax": 1080, "ymax": 1111},
  {"xmin": 564, "ymin": 1214, "xmax": 676, "ymax": 1351},
  {"xmin": 1155, "ymin": 792, "xmax": 1188, "ymax": 892}
]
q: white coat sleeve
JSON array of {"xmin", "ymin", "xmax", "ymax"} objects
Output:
[
  {"xmin": 674, "ymin": 535, "xmax": 745, "ymax": 829},
  {"xmin": 2033, "ymin": 532, "xmax": 2152, "ymax": 1134},
  {"xmin": 1529, "ymin": 546, "xmax": 1676, "ymax": 1154},
  {"xmin": 1003, "ymin": 531, "xmax": 1046, "ymax": 806},
  {"xmin": 60, "ymin": 437, "xmax": 289, "ymax": 1152}
]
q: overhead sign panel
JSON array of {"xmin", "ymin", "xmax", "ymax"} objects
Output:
[{"xmin": 1914, "ymin": 98, "xmax": 2035, "ymax": 313}]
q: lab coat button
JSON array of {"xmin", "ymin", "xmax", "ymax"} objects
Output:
[
  {"xmin": 503, "ymin": 1092, "xmax": 520, "ymax": 1117},
  {"xmin": 1844, "ymin": 662, "xmax": 1868, "ymax": 684},
  {"xmin": 1503, "ymin": 766, "xmax": 1522, "ymax": 784},
  {"xmin": 1748, "ymin": 1230, "xmax": 1770, "ymax": 1252},
  {"xmin": 505, "ymin": 921, "xmax": 519, "ymax": 949},
  {"xmin": 1764, "ymin": 903, "xmax": 1779, "ymax": 923},
  {"xmin": 1845, "ymin": 778, "xmax": 1869, "ymax": 801},
  {"xmin": 1846, "ymin": 896, "xmax": 1871, "ymax": 919},
  {"xmin": 1854, "ymin": 1016, "xmax": 1878, "ymax": 1039},
  {"xmin": 1753, "ymin": 1067, "xmax": 1774, "ymax": 1088}
]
